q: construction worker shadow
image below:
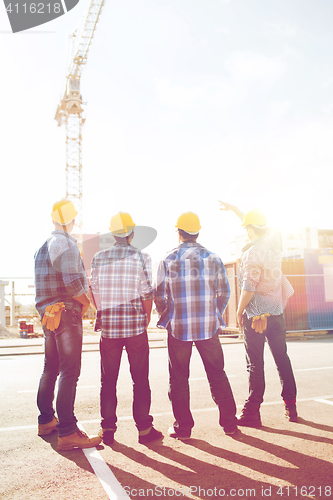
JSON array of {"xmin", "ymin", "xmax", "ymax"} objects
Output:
[
  {"xmin": 260, "ymin": 422, "xmax": 333, "ymax": 445},
  {"xmin": 110, "ymin": 441, "xmax": 268, "ymax": 496},
  {"xmin": 187, "ymin": 433, "xmax": 332, "ymax": 491}
]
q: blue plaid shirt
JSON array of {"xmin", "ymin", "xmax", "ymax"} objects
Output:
[
  {"xmin": 90, "ymin": 241, "xmax": 153, "ymax": 338},
  {"xmin": 34, "ymin": 231, "xmax": 88, "ymax": 318},
  {"xmin": 154, "ymin": 241, "xmax": 230, "ymax": 341}
]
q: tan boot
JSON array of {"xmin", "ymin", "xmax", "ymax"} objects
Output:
[
  {"xmin": 38, "ymin": 416, "xmax": 58, "ymax": 436},
  {"xmin": 58, "ymin": 429, "xmax": 102, "ymax": 451}
]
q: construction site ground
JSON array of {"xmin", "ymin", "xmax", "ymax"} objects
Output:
[{"xmin": 1, "ymin": 316, "xmax": 332, "ymax": 500}]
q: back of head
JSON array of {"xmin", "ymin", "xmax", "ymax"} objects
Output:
[
  {"xmin": 242, "ymin": 209, "xmax": 266, "ymax": 227},
  {"xmin": 242, "ymin": 209, "xmax": 267, "ymax": 237},
  {"xmin": 51, "ymin": 199, "xmax": 78, "ymax": 225},
  {"xmin": 175, "ymin": 212, "xmax": 201, "ymax": 239},
  {"xmin": 109, "ymin": 212, "xmax": 135, "ymax": 239}
]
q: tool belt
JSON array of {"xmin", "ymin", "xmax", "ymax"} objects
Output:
[
  {"xmin": 42, "ymin": 302, "xmax": 66, "ymax": 331},
  {"xmin": 251, "ymin": 313, "xmax": 270, "ymax": 334}
]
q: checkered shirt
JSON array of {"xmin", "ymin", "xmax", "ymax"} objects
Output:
[
  {"xmin": 154, "ymin": 241, "xmax": 230, "ymax": 341},
  {"xmin": 239, "ymin": 233, "xmax": 294, "ymax": 318},
  {"xmin": 34, "ymin": 231, "xmax": 88, "ymax": 318},
  {"xmin": 90, "ymin": 242, "xmax": 153, "ymax": 338}
]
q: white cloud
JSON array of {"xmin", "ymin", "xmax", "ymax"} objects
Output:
[
  {"xmin": 154, "ymin": 77, "xmax": 236, "ymax": 110},
  {"xmin": 154, "ymin": 78, "xmax": 204, "ymax": 110},
  {"xmin": 268, "ymin": 100, "xmax": 293, "ymax": 117},
  {"xmin": 225, "ymin": 51, "xmax": 286, "ymax": 83},
  {"xmin": 263, "ymin": 22, "xmax": 302, "ymax": 38}
]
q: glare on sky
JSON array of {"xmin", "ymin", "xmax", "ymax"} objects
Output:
[{"xmin": 1, "ymin": 0, "xmax": 332, "ymax": 286}]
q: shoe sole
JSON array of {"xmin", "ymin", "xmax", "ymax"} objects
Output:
[
  {"xmin": 168, "ymin": 434, "xmax": 191, "ymax": 441},
  {"xmin": 237, "ymin": 421, "xmax": 262, "ymax": 428},
  {"xmin": 58, "ymin": 442, "xmax": 100, "ymax": 451},
  {"xmin": 224, "ymin": 428, "xmax": 238, "ymax": 435}
]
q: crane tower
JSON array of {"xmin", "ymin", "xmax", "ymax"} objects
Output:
[{"xmin": 55, "ymin": 0, "xmax": 105, "ymax": 247}]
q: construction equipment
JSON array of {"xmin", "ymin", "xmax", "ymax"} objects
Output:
[{"xmin": 55, "ymin": 0, "xmax": 105, "ymax": 248}]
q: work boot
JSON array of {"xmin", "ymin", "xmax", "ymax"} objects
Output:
[
  {"xmin": 237, "ymin": 408, "xmax": 262, "ymax": 428},
  {"xmin": 167, "ymin": 426, "xmax": 191, "ymax": 441},
  {"xmin": 58, "ymin": 429, "xmax": 102, "ymax": 451},
  {"xmin": 285, "ymin": 403, "xmax": 298, "ymax": 422},
  {"xmin": 138, "ymin": 427, "xmax": 163, "ymax": 444},
  {"xmin": 38, "ymin": 416, "xmax": 58, "ymax": 436},
  {"xmin": 98, "ymin": 428, "xmax": 115, "ymax": 445}
]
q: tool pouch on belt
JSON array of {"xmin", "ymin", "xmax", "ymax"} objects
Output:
[
  {"xmin": 251, "ymin": 313, "xmax": 270, "ymax": 334},
  {"xmin": 42, "ymin": 302, "xmax": 66, "ymax": 331}
]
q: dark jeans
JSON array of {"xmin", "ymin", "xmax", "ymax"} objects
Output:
[
  {"xmin": 100, "ymin": 331, "xmax": 153, "ymax": 432},
  {"xmin": 168, "ymin": 330, "xmax": 237, "ymax": 434},
  {"xmin": 37, "ymin": 310, "xmax": 83, "ymax": 437},
  {"xmin": 243, "ymin": 314, "xmax": 297, "ymax": 410}
]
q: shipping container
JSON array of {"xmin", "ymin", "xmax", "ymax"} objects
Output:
[
  {"xmin": 281, "ymin": 257, "xmax": 308, "ymax": 331},
  {"xmin": 304, "ymin": 249, "xmax": 333, "ymax": 330},
  {"xmin": 222, "ymin": 249, "xmax": 333, "ymax": 333}
]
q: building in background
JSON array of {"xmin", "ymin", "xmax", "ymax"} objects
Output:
[{"xmin": 230, "ymin": 227, "xmax": 333, "ymax": 260}]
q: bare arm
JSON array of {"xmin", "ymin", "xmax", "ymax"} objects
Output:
[
  {"xmin": 236, "ymin": 290, "xmax": 254, "ymax": 327},
  {"xmin": 219, "ymin": 201, "xmax": 245, "ymax": 223},
  {"xmin": 142, "ymin": 298, "xmax": 153, "ymax": 327},
  {"xmin": 73, "ymin": 292, "xmax": 91, "ymax": 317}
]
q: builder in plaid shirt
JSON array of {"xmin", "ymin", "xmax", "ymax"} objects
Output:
[
  {"xmin": 154, "ymin": 212, "xmax": 237, "ymax": 440},
  {"xmin": 220, "ymin": 202, "xmax": 297, "ymax": 427},
  {"xmin": 90, "ymin": 212, "xmax": 162, "ymax": 445},
  {"xmin": 35, "ymin": 199, "xmax": 101, "ymax": 451}
]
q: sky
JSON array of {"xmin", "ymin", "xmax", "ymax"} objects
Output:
[{"xmin": 1, "ymin": 0, "xmax": 333, "ymax": 302}]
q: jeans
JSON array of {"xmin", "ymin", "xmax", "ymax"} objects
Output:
[
  {"xmin": 100, "ymin": 331, "xmax": 153, "ymax": 432},
  {"xmin": 168, "ymin": 330, "xmax": 237, "ymax": 434},
  {"xmin": 37, "ymin": 310, "xmax": 83, "ymax": 437},
  {"xmin": 243, "ymin": 314, "xmax": 297, "ymax": 410}
]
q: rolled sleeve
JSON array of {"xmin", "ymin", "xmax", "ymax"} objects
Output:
[
  {"xmin": 153, "ymin": 260, "xmax": 168, "ymax": 315},
  {"xmin": 216, "ymin": 261, "xmax": 231, "ymax": 316}
]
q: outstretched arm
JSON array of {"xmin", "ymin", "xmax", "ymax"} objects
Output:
[{"xmin": 219, "ymin": 201, "xmax": 244, "ymax": 223}]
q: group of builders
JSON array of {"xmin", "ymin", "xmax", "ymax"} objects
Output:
[{"xmin": 34, "ymin": 198, "xmax": 298, "ymax": 451}]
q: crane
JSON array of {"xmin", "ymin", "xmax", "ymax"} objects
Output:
[{"xmin": 55, "ymin": 0, "xmax": 105, "ymax": 249}]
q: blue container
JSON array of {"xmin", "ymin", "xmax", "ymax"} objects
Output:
[{"xmin": 304, "ymin": 249, "xmax": 333, "ymax": 330}]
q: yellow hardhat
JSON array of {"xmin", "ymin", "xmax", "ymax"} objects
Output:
[
  {"xmin": 109, "ymin": 212, "xmax": 135, "ymax": 237},
  {"xmin": 241, "ymin": 209, "xmax": 267, "ymax": 228},
  {"xmin": 51, "ymin": 199, "xmax": 78, "ymax": 225},
  {"xmin": 175, "ymin": 212, "xmax": 201, "ymax": 234}
]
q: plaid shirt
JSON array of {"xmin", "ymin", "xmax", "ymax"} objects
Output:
[
  {"xmin": 154, "ymin": 241, "xmax": 230, "ymax": 341},
  {"xmin": 34, "ymin": 231, "xmax": 88, "ymax": 318},
  {"xmin": 239, "ymin": 233, "xmax": 294, "ymax": 318},
  {"xmin": 90, "ymin": 241, "xmax": 153, "ymax": 338}
]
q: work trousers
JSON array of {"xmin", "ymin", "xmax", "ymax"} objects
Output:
[
  {"xmin": 37, "ymin": 310, "xmax": 83, "ymax": 437},
  {"xmin": 168, "ymin": 330, "xmax": 237, "ymax": 435},
  {"xmin": 100, "ymin": 331, "xmax": 153, "ymax": 432},
  {"xmin": 243, "ymin": 313, "xmax": 297, "ymax": 410}
]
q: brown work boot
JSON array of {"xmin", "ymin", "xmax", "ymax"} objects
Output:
[
  {"xmin": 58, "ymin": 429, "xmax": 102, "ymax": 451},
  {"xmin": 38, "ymin": 416, "xmax": 58, "ymax": 436}
]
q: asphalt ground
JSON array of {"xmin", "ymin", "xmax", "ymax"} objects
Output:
[{"xmin": 1, "ymin": 333, "xmax": 332, "ymax": 500}]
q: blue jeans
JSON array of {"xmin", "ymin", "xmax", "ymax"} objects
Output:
[
  {"xmin": 37, "ymin": 310, "xmax": 83, "ymax": 437},
  {"xmin": 243, "ymin": 314, "xmax": 297, "ymax": 410},
  {"xmin": 100, "ymin": 331, "xmax": 153, "ymax": 432},
  {"xmin": 168, "ymin": 330, "xmax": 237, "ymax": 434}
]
